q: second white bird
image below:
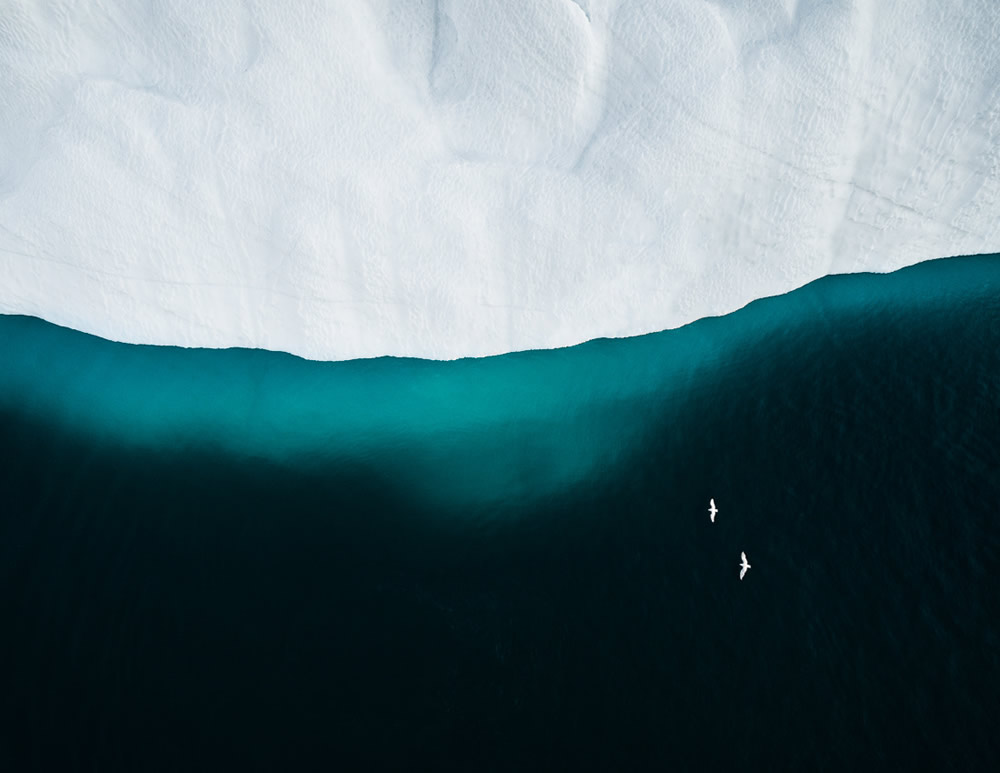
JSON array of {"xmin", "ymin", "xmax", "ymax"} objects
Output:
[{"xmin": 739, "ymin": 552, "xmax": 751, "ymax": 580}]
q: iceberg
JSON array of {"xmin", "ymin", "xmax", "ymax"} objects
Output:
[{"xmin": 1, "ymin": 0, "xmax": 999, "ymax": 360}]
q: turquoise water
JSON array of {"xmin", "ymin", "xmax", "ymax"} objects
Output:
[{"xmin": 1, "ymin": 253, "xmax": 999, "ymax": 769}]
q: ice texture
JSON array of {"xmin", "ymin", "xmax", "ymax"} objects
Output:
[{"xmin": 2, "ymin": 0, "xmax": 1000, "ymax": 360}]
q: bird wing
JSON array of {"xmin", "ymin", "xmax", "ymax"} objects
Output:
[
  {"xmin": 739, "ymin": 566, "xmax": 747, "ymax": 580},
  {"xmin": 741, "ymin": 552, "xmax": 747, "ymax": 563}
]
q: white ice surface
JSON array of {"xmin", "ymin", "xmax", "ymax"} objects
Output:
[{"xmin": 2, "ymin": 0, "xmax": 1000, "ymax": 360}]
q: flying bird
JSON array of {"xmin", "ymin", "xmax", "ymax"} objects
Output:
[
  {"xmin": 739, "ymin": 551, "xmax": 751, "ymax": 580},
  {"xmin": 708, "ymin": 498, "xmax": 717, "ymax": 523}
]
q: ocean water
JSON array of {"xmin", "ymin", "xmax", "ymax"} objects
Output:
[{"xmin": 1, "ymin": 254, "xmax": 999, "ymax": 770}]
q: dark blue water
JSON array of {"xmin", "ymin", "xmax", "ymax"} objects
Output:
[{"xmin": 1, "ymin": 254, "xmax": 999, "ymax": 770}]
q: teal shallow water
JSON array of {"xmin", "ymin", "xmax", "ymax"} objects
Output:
[{"xmin": 1, "ymin": 254, "xmax": 999, "ymax": 769}]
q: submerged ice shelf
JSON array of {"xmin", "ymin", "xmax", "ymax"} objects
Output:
[{"xmin": 2, "ymin": 0, "xmax": 1000, "ymax": 360}]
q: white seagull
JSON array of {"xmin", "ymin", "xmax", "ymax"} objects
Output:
[
  {"xmin": 708, "ymin": 498, "xmax": 718, "ymax": 523},
  {"xmin": 739, "ymin": 551, "xmax": 751, "ymax": 580}
]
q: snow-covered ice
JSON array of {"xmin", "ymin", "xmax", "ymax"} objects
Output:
[{"xmin": 2, "ymin": 0, "xmax": 1000, "ymax": 360}]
